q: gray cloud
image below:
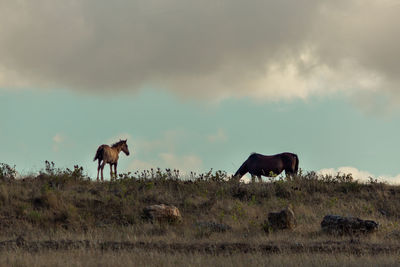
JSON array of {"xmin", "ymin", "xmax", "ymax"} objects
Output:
[{"xmin": 0, "ymin": 0, "xmax": 399, "ymax": 103}]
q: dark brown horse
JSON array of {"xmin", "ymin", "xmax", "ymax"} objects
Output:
[
  {"xmin": 94, "ymin": 139, "xmax": 130, "ymax": 181},
  {"xmin": 233, "ymin": 152, "xmax": 299, "ymax": 182}
]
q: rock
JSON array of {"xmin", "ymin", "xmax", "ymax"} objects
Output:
[
  {"xmin": 321, "ymin": 215, "xmax": 378, "ymax": 235},
  {"xmin": 267, "ymin": 206, "xmax": 296, "ymax": 230},
  {"xmin": 195, "ymin": 221, "xmax": 232, "ymax": 233},
  {"xmin": 143, "ymin": 204, "xmax": 182, "ymax": 223}
]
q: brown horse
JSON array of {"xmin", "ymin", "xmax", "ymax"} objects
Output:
[
  {"xmin": 94, "ymin": 139, "xmax": 130, "ymax": 181},
  {"xmin": 233, "ymin": 152, "xmax": 299, "ymax": 182}
]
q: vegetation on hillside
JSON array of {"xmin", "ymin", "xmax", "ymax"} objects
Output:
[
  {"xmin": 0, "ymin": 161, "xmax": 397, "ymax": 234},
  {"xmin": 1, "ymin": 161, "xmax": 400, "ymax": 266}
]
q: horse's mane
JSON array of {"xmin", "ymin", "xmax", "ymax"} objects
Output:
[{"xmin": 111, "ymin": 140, "xmax": 125, "ymax": 148}]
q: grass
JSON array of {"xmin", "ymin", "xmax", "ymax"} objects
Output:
[
  {"xmin": 1, "ymin": 162, "xmax": 400, "ymax": 266},
  {"xmin": 3, "ymin": 250, "xmax": 400, "ymax": 267}
]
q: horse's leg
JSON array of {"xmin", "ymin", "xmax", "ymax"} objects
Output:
[
  {"xmin": 97, "ymin": 160, "xmax": 101, "ymax": 181},
  {"xmin": 284, "ymin": 169, "xmax": 294, "ymax": 179},
  {"xmin": 110, "ymin": 164, "xmax": 113, "ymax": 181},
  {"xmin": 257, "ymin": 175, "xmax": 262, "ymax": 182},
  {"xmin": 114, "ymin": 163, "xmax": 118, "ymax": 179},
  {"xmin": 251, "ymin": 175, "xmax": 256, "ymax": 183},
  {"xmin": 100, "ymin": 161, "xmax": 106, "ymax": 181}
]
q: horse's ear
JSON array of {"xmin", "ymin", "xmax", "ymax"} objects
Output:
[{"xmin": 124, "ymin": 139, "xmax": 127, "ymax": 142}]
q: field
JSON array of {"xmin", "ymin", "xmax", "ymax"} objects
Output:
[{"xmin": 1, "ymin": 162, "xmax": 400, "ymax": 266}]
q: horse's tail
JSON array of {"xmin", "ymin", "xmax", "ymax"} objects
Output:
[
  {"xmin": 94, "ymin": 145, "xmax": 104, "ymax": 162},
  {"xmin": 233, "ymin": 158, "xmax": 249, "ymax": 180},
  {"xmin": 294, "ymin": 154, "xmax": 299, "ymax": 174}
]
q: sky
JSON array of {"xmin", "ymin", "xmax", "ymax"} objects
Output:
[{"xmin": 1, "ymin": 0, "xmax": 400, "ymax": 182}]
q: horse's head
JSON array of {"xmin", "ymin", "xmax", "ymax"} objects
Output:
[{"xmin": 121, "ymin": 139, "xmax": 130, "ymax": 156}]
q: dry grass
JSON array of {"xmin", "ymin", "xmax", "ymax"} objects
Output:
[
  {"xmin": 1, "ymin": 163, "xmax": 400, "ymax": 265},
  {"xmin": 2, "ymin": 250, "xmax": 400, "ymax": 267}
]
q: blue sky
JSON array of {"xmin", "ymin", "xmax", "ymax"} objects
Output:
[
  {"xmin": 1, "ymin": 1, "xmax": 400, "ymax": 182},
  {"xmin": 2, "ymin": 88, "xmax": 400, "ymax": 182}
]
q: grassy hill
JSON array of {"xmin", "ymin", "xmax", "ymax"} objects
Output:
[{"xmin": 1, "ymin": 161, "xmax": 400, "ymax": 266}]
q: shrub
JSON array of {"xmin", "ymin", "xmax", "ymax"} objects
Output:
[{"xmin": 0, "ymin": 163, "xmax": 17, "ymax": 180}]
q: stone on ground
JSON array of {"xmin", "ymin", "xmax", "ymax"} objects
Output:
[
  {"xmin": 266, "ymin": 206, "xmax": 296, "ymax": 231},
  {"xmin": 143, "ymin": 204, "xmax": 182, "ymax": 223},
  {"xmin": 321, "ymin": 215, "xmax": 378, "ymax": 235}
]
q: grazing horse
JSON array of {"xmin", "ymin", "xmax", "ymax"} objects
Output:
[
  {"xmin": 233, "ymin": 152, "xmax": 299, "ymax": 182},
  {"xmin": 94, "ymin": 139, "xmax": 130, "ymax": 181}
]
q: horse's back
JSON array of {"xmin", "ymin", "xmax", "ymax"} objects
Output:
[
  {"xmin": 246, "ymin": 153, "xmax": 282, "ymax": 176},
  {"xmin": 280, "ymin": 152, "xmax": 297, "ymax": 157},
  {"xmin": 275, "ymin": 152, "xmax": 297, "ymax": 165},
  {"xmin": 248, "ymin": 153, "xmax": 286, "ymax": 162},
  {"xmin": 102, "ymin": 145, "xmax": 119, "ymax": 163},
  {"xmin": 94, "ymin": 144, "xmax": 111, "ymax": 161},
  {"xmin": 246, "ymin": 152, "xmax": 298, "ymax": 176},
  {"xmin": 248, "ymin": 153, "xmax": 263, "ymax": 160}
]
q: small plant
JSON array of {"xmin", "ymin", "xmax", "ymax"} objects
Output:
[
  {"xmin": 231, "ymin": 201, "xmax": 246, "ymax": 221},
  {"xmin": 64, "ymin": 165, "xmax": 87, "ymax": 181},
  {"xmin": 249, "ymin": 195, "xmax": 257, "ymax": 206},
  {"xmin": 145, "ymin": 181, "xmax": 154, "ymax": 190},
  {"xmin": 261, "ymin": 220, "xmax": 273, "ymax": 233},
  {"xmin": 326, "ymin": 197, "xmax": 338, "ymax": 208},
  {"xmin": 118, "ymin": 171, "xmax": 132, "ymax": 180},
  {"xmin": 269, "ymin": 171, "xmax": 277, "ymax": 177},
  {"xmin": 42, "ymin": 160, "xmax": 59, "ymax": 176},
  {"xmin": 28, "ymin": 210, "xmax": 42, "ymax": 224},
  {"xmin": 218, "ymin": 211, "xmax": 225, "ymax": 223},
  {"xmin": 0, "ymin": 163, "xmax": 17, "ymax": 180}
]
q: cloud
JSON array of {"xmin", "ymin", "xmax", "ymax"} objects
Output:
[
  {"xmin": 318, "ymin": 166, "xmax": 374, "ymax": 183},
  {"xmin": 159, "ymin": 153, "xmax": 202, "ymax": 171},
  {"xmin": 133, "ymin": 130, "xmax": 184, "ymax": 155},
  {"xmin": 53, "ymin": 133, "xmax": 64, "ymax": 144},
  {"xmin": 125, "ymin": 130, "xmax": 202, "ymax": 173},
  {"xmin": 128, "ymin": 153, "xmax": 202, "ymax": 174},
  {"xmin": 52, "ymin": 133, "xmax": 65, "ymax": 152},
  {"xmin": 1, "ymin": 1, "xmax": 400, "ymax": 107},
  {"xmin": 207, "ymin": 129, "xmax": 228, "ymax": 143},
  {"xmin": 317, "ymin": 166, "xmax": 400, "ymax": 184}
]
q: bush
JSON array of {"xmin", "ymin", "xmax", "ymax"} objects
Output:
[{"xmin": 0, "ymin": 163, "xmax": 17, "ymax": 180}]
